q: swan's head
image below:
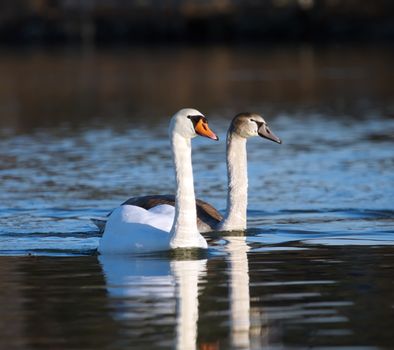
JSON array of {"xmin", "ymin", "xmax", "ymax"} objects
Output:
[
  {"xmin": 170, "ymin": 108, "xmax": 219, "ymax": 141},
  {"xmin": 230, "ymin": 112, "xmax": 281, "ymax": 144}
]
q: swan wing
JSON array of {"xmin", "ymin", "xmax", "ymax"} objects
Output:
[
  {"xmin": 123, "ymin": 194, "xmax": 223, "ymax": 232},
  {"xmin": 98, "ymin": 205, "xmax": 174, "ymax": 254},
  {"xmin": 92, "ymin": 196, "xmax": 222, "ymax": 234}
]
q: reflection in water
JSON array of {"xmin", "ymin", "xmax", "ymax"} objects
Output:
[
  {"xmin": 0, "ymin": 256, "xmax": 119, "ymax": 350},
  {"xmin": 98, "ymin": 240, "xmax": 261, "ymax": 350},
  {"xmin": 99, "ymin": 241, "xmax": 259, "ymax": 350},
  {"xmin": 0, "ymin": 46, "xmax": 393, "ymax": 131},
  {"xmin": 98, "ymin": 239, "xmax": 260, "ymax": 350},
  {"xmin": 0, "ymin": 257, "xmax": 27, "ymax": 349},
  {"xmin": 99, "ymin": 254, "xmax": 207, "ymax": 350},
  {"xmin": 227, "ymin": 235, "xmax": 251, "ymax": 349},
  {"xmin": 226, "ymin": 234, "xmax": 270, "ymax": 350},
  {"xmin": 0, "ymin": 245, "xmax": 393, "ymax": 349},
  {"xmin": 174, "ymin": 259, "xmax": 207, "ymax": 350}
]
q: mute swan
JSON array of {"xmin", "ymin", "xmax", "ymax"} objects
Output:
[
  {"xmin": 98, "ymin": 108, "xmax": 218, "ymax": 254},
  {"xmin": 94, "ymin": 113, "xmax": 280, "ymax": 235}
]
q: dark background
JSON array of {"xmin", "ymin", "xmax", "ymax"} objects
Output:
[{"xmin": 1, "ymin": 0, "xmax": 394, "ymax": 46}]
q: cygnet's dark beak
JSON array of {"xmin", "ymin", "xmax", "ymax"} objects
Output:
[{"xmin": 258, "ymin": 124, "xmax": 282, "ymax": 144}]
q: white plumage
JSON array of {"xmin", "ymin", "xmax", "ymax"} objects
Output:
[{"xmin": 98, "ymin": 108, "xmax": 218, "ymax": 254}]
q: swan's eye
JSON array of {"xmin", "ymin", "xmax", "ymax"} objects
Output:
[{"xmin": 188, "ymin": 115, "xmax": 205, "ymax": 127}]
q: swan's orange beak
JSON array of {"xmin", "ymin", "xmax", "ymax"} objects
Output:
[{"xmin": 195, "ymin": 118, "xmax": 219, "ymax": 141}]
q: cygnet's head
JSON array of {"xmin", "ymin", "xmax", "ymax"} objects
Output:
[
  {"xmin": 229, "ymin": 112, "xmax": 281, "ymax": 144},
  {"xmin": 170, "ymin": 108, "xmax": 219, "ymax": 141}
]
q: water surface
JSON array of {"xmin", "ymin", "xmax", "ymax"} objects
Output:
[{"xmin": 0, "ymin": 46, "xmax": 393, "ymax": 349}]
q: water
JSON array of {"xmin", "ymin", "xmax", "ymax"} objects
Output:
[{"xmin": 0, "ymin": 46, "xmax": 393, "ymax": 349}]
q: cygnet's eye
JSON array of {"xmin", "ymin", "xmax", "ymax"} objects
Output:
[
  {"xmin": 251, "ymin": 119, "xmax": 266, "ymax": 128},
  {"xmin": 250, "ymin": 119, "xmax": 263, "ymax": 128}
]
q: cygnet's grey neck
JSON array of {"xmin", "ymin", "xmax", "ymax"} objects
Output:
[{"xmin": 219, "ymin": 131, "xmax": 248, "ymax": 231}]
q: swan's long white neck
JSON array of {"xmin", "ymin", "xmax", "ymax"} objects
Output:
[
  {"xmin": 169, "ymin": 132, "xmax": 202, "ymax": 248},
  {"xmin": 219, "ymin": 132, "xmax": 248, "ymax": 231}
]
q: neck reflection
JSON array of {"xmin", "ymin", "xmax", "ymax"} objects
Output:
[
  {"xmin": 99, "ymin": 254, "xmax": 206, "ymax": 350},
  {"xmin": 226, "ymin": 235, "xmax": 251, "ymax": 348}
]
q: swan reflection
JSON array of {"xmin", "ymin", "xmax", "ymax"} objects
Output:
[
  {"xmin": 227, "ymin": 235, "xmax": 251, "ymax": 348},
  {"xmin": 226, "ymin": 234, "xmax": 268, "ymax": 349},
  {"xmin": 99, "ymin": 254, "xmax": 206, "ymax": 350}
]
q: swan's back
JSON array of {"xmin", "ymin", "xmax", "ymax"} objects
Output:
[
  {"xmin": 122, "ymin": 194, "xmax": 223, "ymax": 232},
  {"xmin": 98, "ymin": 205, "xmax": 174, "ymax": 254}
]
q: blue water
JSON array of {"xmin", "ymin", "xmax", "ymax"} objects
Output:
[
  {"xmin": 1, "ymin": 115, "xmax": 392, "ymax": 254},
  {"xmin": 0, "ymin": 47, "xmax": 393, "ymax": 349}
]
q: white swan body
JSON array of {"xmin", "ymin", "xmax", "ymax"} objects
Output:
[
  {"xmin": 98, "ymin": 108, "xmax": 218, "ymax": 254},
  {"xmin": 99, "ymin": 205, "xmax": 175, "ymax": 253}
]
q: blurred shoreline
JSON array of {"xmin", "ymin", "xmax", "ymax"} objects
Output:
[{"xmin": 1, "ymin": 1, "xmax": 394, "ymax": 47}]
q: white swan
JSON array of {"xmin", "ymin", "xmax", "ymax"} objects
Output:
[
  {"xmin": 94, "ymin": 112, "xmax": 280, "ymax": 235},
  {"xmin": 98, "ymin": 108, "xmax": 218, "ymax": 254}
]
